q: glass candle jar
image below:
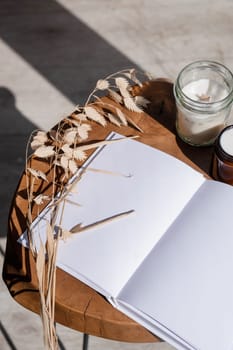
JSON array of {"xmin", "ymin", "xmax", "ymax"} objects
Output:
[
  {"xmin": 174, "ymin": 60, "xmax": 233, "ymax": 146},
  {"xmin": 212, "ymin": 125, "xmax": 233, "ymax": 185}
]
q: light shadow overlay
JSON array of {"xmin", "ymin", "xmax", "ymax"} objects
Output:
[{"xmin": 0, "ymin": 0, "xmax": 142, "ymax": 238}]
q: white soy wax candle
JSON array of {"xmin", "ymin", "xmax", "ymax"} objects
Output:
[
  {"xmin": 219, "ymin": 126, "xmax": 233, "ymax": 156},
  {"xmin": 174, "ymin": 61, "xmax": 233, "ymax": 146},
  {"xmin": 212, "ymin": 125, "xmax": 233, "ymax": 185}
]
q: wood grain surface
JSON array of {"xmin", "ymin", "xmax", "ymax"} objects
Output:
[{"xmin": 2, "ymin": 80, "xmax": 214, "ymax": 343}]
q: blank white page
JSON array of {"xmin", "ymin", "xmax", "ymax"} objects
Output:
[
  {"xmin": 118, "ymin": 180, "xmax": 233, "ymax": 350},
  {"xmin": 56, "ymin": 133, "xmax": 205, "ymax": 298}
]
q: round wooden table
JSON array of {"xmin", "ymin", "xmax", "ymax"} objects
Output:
[{"xmin": 2, "ymin": 80, "xmax": 214, "ymax": 345}]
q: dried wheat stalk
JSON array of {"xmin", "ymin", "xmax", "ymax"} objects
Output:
[{"xmin": 25, "ymin": 68, "xmax": 151, "ymax": 349}]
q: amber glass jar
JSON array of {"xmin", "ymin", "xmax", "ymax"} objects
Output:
[{"xmin": 212, "ymin": 125, "xmax": 233, "ymax": 185}]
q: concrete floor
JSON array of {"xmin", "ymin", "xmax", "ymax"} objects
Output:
[{"xmin": 0, "ymin": 0, "xmax": 233, "ymax": 349}]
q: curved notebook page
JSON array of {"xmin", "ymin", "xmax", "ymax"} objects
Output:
[
  {"xmin": 55, "ymin": 132, "xmax": 205, "ymax": 297},
  {"xmin": 118, "ymin": 180, "xmax": 233, "ymax": 350}
]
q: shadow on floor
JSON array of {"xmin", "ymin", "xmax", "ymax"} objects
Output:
[
  {"xmin": 0, "ymin": 0, "xmax": 142, "ymax": 104},
  {"xmin": 0, "ymin": 87, "xmax": 35, "ymax": 238}
]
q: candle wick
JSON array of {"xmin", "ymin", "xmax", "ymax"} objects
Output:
[{"xmin": 196, "ymin": 93, "xmax": 211, "ymax": 102}]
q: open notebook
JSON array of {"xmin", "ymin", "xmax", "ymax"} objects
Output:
[{"xmin": 20, "ymin": 132, "xmax": 233, "ymax": 350}]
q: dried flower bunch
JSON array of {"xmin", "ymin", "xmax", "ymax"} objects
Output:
[{"xmin": 25, "ymin": 68, "xmax": 150, "ymax": 349}]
